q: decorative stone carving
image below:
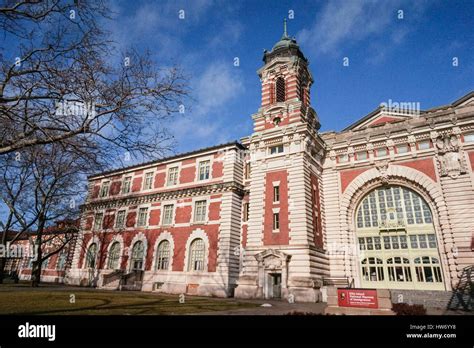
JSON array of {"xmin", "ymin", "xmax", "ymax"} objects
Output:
[
  {"xmin": 375, "ymin": 160, "xmax": 390, "ymax": 185},
  {"xmin": 435, "ymin": 133, "xmax": 466, "ymax": 179}
]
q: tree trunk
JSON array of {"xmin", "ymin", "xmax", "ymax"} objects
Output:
[{"xmin": 0, "ymin": 257, "xmax": 5, "ymax": 284}]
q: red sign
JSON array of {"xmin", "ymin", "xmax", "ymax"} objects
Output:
[{"xmin": 337, "ymin": 289, "xmax": 378, "ymax": 309}]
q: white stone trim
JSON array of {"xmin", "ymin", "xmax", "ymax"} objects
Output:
[{"xmin": 195, "ymin": 155, "xmax": 214, "ymax": 183}]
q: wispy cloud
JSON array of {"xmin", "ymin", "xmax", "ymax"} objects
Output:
[{"xmin": 298, "ymin": 0, "xmax": 432, "ymax": 59}]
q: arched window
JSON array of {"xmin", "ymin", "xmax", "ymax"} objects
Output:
[
  {"xmin": 275, "ymin": 77, "xmax": 285, "ymax": 102},
  {"xmin": 85, "ymin": 243, "xmax": 97, "ymax": 268},
  {"xmin": 56, "ymin": 250, "xmax": 67, "ymax": 270},
  {"xmin": 188, "ymin": 238, "xmax": 205, "ymax": 271},
  {"xmin": 414, "ymin": 256, "xmax": 443, "ymax": 283},
  {"xmin": 156, "ymin": 240, "xmax": 170, "ymax": 270},
  {"xmin": 387, "ymin": 257, "xmax": 412, "ymax": 282},
  {"xmin": 131, "ymin": 241, "xmax": 144, "ymax": 271},
  {"xmin": 361, "ymin": 257, "xmax": 384, "ymax": 281},
  {"xmin": 107, "ymin": 242, "xmax": 121, "ymax": 270}
]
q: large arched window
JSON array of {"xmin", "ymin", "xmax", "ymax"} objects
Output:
[
  {"xmin": 107, "ymin": 242, "xmax": 121, "ymax": 270},
  {"xmin": 275, "ymin": 77, "xmax": 285, "ymax": 102},
  {"xmin": 85, "ymin": 243, "xmax": 97, "ymax": 268},
  {"xmin": 355, "ymin": 185, "xmax": 444, "ymax": 291},
  {"xmin": 188, "ymin": 238, "xmax": 205, "ymax": 271},
  {"xmin": 156, "ymin": 240, "xmax": 170, "ymax": 270},
  {"xmin": 131, "ymin": 241, "xmax": 144, "ymax": 271}
]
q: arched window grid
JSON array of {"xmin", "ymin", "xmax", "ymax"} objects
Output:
[
  {"xmin": 156, "ymin": 240, "xmax": 170, "ymax": 271},
  {"xmin": 188, "ymin": 238, "xmax": 205, "ymax": 271}
]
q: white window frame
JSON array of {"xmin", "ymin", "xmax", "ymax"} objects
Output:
[
  {"xmin": 99, "ymin": 181, "xmax": 110, "ymax": 198},
  {"xmin": 418, "ymin": 140, "xmax": 431, "ymax": 150},
  {"xmin": 166, "ymin": 166, "xmax": 179, "ymax": 187},
  {"xmin": 137, "ymin": 207, "xmax": 149, "ymax": 227},
  {"xmin": 162, "ymin": 203, "xmax": 175, "ymax": 226},
  {"xmin": 143, "ymin": 171, "xmax": 154, "ymax": 190},
  {"xmin": 396, "ymin": 144, "xmax": 409, "ymax": 154},
  {"xmin": 338, "ymin": 154, "xmax": 348, "ymax": 163},
  {"xmin": 93, "ymin": 212, "xmax": 104, "ymax": 231},
  {"xmin": 269, "ymin": 144, "xmax": 284, "ymax": 155},
  {"xmin": 356, "ymin": 151, "xmax": 368, "ymax": 160},
  {"xmin": 122, "ymin": 176, "xmax": 132, "ymax": 194},
  {"xmin": 375, "ymin": 148, "xmax": 388, "ymax": 157},
  {"xmin": 464, "ymin": 132, "xmax": 474, "ymax": 143},
  {"xmin": 115, "ymin": 209, "xmax": 126, "ymax": 229},
  {"xmin": 197, "ymin": 160, "xmax": 211, "ymax": 181},
  {"xmin": 193, "ymin": 199, "xmax": 208, "ymax": 223}
]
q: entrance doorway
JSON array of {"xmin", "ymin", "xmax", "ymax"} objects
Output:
[{"xmin": 267, "ymin": 273, "xmax": 282, "ymax": 299}]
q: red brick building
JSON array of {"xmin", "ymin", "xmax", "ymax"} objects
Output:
[{"xmin": 66, "ymin": 27, "xmax": 474, "ymax": 303}]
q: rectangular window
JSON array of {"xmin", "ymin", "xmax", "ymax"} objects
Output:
[
  {"xmin": 99, "ymin": 182, "xmax": 110, "ymax": 198},
  {"xmin": 418, "ymin": 140, "xmax": 430, "ymax": 150},
  {"xmin": 273, "ymin": 186, "xmax": 280, "ymax": 202},
  {"xmin": 93, "ymin": 213, "xmax": 103, "ymax": 231},
  {"xmin": 375, "ymin": 148, "xmax": 388, "ymax": 157},
  {"xmin": 464, "ymin": 133, "xmax": 474, "ymax": 143},
  {"xmin": 144, "ymin": 172, "xmax": 153, "ymax": 190},
  {"xmin": 115, "ymin": 210, "xmax": 126, "ymax": 228},
  {"xmin": 273, "ymin": 213, "xmax": 280, "ymax": 230},
  {"xmin": 243, "ymin": 203, "xmax": 249, "ymax": 222},
  {"xmin": 198, "ymin": 160, "xmax": 210, "ymax": 181},
  {"xmin": 167, "ymin": 167, "xmax": 179, "ymax": 186},
  {"xmin": 269, "ymin": 144, "xmax": 284, "ymax": 155},
  {"xmin": 396, "ymin": 144, "xmax": 409, "ymax": 154},
  {"xmin": 356, "ymin": 151, "xmax": 367, "ymax": 160},
  {"xmin": 194, "ymin": 200, "xmax": 207, "ymax": 222},
  {"xmin": 338, "ymin": 154, "xmax": 348, "ymax": 163},
  {"xmin": 162, "ymin": 204, "xmax": 174, "ymax": 225},
  {"xmin": 122, "ymin": 177, "xmax": 131, "ymax": 194},
  {"xmin": 137, "ymin": 207, "xmax": 148, "ymax": 227},
  {"xmin": 245, "ymin": 162, "xmax": 251, "ymax": 179}
]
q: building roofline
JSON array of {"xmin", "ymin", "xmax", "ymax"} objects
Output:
[{"xmin": 88, "ymin": 141, "xmax": 246, "ymax": 180}]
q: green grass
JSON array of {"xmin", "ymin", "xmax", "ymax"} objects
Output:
[{"xmin": 0, "ymin": 286, "xmax": 258, "ymax": 315}]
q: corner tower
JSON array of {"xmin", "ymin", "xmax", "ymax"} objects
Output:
[{"xmin": 235, "ymin": 21, "xmax": 328, "ymax": 302}]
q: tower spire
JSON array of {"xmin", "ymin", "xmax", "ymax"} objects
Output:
[{"xmin": 282, "ymin": 18, "xmax": 288, "ymax": 39}]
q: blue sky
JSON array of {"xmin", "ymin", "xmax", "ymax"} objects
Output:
[{"xmin": 108, "ymin": 0, "xmax": 473, "ymax": 154}]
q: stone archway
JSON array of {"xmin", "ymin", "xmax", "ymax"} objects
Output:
[{"xmin": 339, "ymin": 164, "xmax": 456, "ymax": 290}]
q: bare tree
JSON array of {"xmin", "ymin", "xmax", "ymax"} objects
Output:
[{"xmin": 0, "ymin": 0, "xmax": 188, "ymax": 162}]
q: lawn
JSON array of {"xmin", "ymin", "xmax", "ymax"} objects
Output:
[{"xmin": 0, "ymin": 285, "xmax": 259, "ymax": 315}]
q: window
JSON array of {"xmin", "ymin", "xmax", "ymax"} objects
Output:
[
  {"xmin": 464, "ymin": 133, "xmax": 474, "ymax": 143},
  {"xmin": 130, "ymin": 241, "xmax": 144, "ymax": 271},
  {"xmin": 375, "ymin": 148, "xmax": 388, "ymax": 157},
  {"xmin": 198, "ymin": 160, "xmax": 210, "ymax": 181},
  {"xmin": 107, "ymin": 242, "xmax": 120, "ymax": 269},
  {"xmin": 418, "ymin": 140, "xmax": 430, "ymax": 150},
  {"xmin": 99, "ymin": 181, "xmax": 110, "ymax": 197},
  {"xmin": 122, "ymin": 177, "xmax": 131, "ymax": 194},
  {"xmin": 162, "ymin": 204, "xmax": 174, "ymax": 225},
  {"xmin": 194, "ymin": 200, "xmax": 207, "ymax": 223},
  {"xmin": 245, "ymin": 162, "xmax": 251, "ymax": 179},
  {"xmin": 273, "ymin": 186, "xmax": 280, "ymax": 202},
  {"xmin": 270, "ymin": 144, "xmax": 284, "ymax": 155},
  {"xmin": 86, "ymin": 243, "xmax": 97, "ymax": 268},
  {"xmin": 188, "ymin": 238, "xmax": 205, "ymax": 271},
  {"xmin": 275, "ymin": 77, "xmax": 285, "ymax": 102},
  {"xmin": 414, "ymin": 256, "xmax": 443, "ymax": 283},
  {"xmin": 273, "ymin": 213, "xmax": 280, "ymax": 230},
  {"xmin": 115, "ymin": 210, "xmax": 126, "ymax": 229},
  {"xmin": 56, "ymin": 250, "xmax": 67, "ymax": 270},
  {"xmin": 243, "ymin": 203, "xmax": 249, "ymax": 222},
  {"xmin": 396, "ymin": 144, "xmax": 409, "ymax": 154},
  {"xmin": 137, "ymin": 207, "xmax": 148, "ymax": 227},
  {"xmin": 144, "ymin": 172, "xmax": 153, "ymax": 190},
  {"xmin": 167, "ymin": 167, "xmax": 179, "ymax": 186},
  {"xmin": 93, "ymin": 213, "xmax": 103, "ymax": 231},
  {"xmin": 361, "ymin": 257, "xmax": 384, "ymax": 282},
  {"xmin": 387, "ymin": 257, "xmax": 412, "ymax": 282},
  {"xmin": 338, "ymin": 154, "xmax": 348, "ymax": 163},
  {"xmin": 356, "ymin": 151, "xmax": 367, "ymax": 160},
  {"xmin": 156, "ymin": 240, "xmax": 170, "ymax": 270}
]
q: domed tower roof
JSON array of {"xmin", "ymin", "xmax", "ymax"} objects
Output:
[{"xmin": 263, "ymin": 19, "xmax": 307, "ymax": 64}]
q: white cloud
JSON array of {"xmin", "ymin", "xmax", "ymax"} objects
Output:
[{"xmin": 298, "ymin": 0, "xmax": 432, "ymax": 57}]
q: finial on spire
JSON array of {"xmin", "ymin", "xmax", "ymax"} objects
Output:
[{"xmin": 283, "ymin": 18, "xmax": 288, "ymax": 38}]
